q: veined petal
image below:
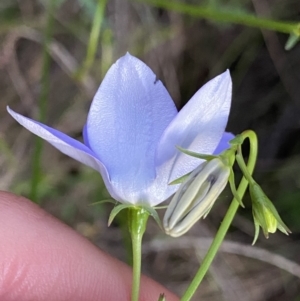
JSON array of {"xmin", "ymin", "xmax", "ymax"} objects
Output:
[
  {"xmin": 213, "ymin": 132, "xmax": 235, "ymax": 155},
  {"xmin": 7, "ymin": 107, "xmax": 122, "ymax": 202},
  {"xmin": 143, "ymin": 132, "xmax": 234, "ymax": 206},
  {"xmin": 86, "ymin": 53, "xmax": 177, "ymax": 204},
  {"xmin": 156, "ymin": 70, "xmax": 232, "ymax": 183}
]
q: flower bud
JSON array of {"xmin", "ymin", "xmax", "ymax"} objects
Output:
[
  {"xmin": 250, "ymin": 182, "xmax": 290, "ymax": 244},
  {"xmin": 164, "ymin": 158, "xmax": 230, "ymax": 237}
]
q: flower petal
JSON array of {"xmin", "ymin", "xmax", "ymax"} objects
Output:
[
  {"xmin": 213, "ymin": 132, "xmax": 235, "ymax": 155},
  {"xmin": 142, "ymin": 131, "xmax": 235, "ymax": 206},
  {"xmin": 82, "ymin": 124, "xmax": 91, "ymax": 149},
  {"xmin": 7, "ymin": 107, "xmax": 122, "ymax": 201},
  {"xmin": 86, "ymin": 53, "xmax": 177, "ymax": 204},
  {"xmin": 156, "ymin": 70, "xmax": 232, "ymax": 183}
]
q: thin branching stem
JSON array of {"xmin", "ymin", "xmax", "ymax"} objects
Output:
[{"xmin": 180, "ymin": 130, "xmax": 258, "ymax": 301}]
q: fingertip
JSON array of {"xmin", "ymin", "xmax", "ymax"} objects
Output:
[{"xmin": 0, "ymin": 191, "xmax": 178, "ymax": 301}]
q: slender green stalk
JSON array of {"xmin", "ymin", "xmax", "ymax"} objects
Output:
[
  {"xmin": 236, "ymin": 148, "xmax": 255, "ymax": 185},
  {"xmin": 78, "ymin": 0, "xmax": 107, "ymax": 79},
  {"xmin": 135, "ymin": 0, "xmax": 300, "ymax": 36},
  {"xmin": 180, "ymin": 130, "xmax": 258, "ymax": 301},
  {"xmin": 30, "ymin": 0, "xmax": 56, "ymax": 203},
  {"xmin": 131, "ymin": 234, "xmax": 142, "ymax": 301},
  {"xmin": 128, "ymin": 208, "xmax": 149, "ymax": 301}
]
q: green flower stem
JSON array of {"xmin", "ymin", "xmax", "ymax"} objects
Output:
[
  {"xmin": 77, "ymin": 0, "xmax": 107, "ymax": 79},
  {"xmin": 30, "ymin": 0, "xmax": 56, "ymax": 203},
  {"xmin": 180, "ymin": 130, "xmax": 258, "ymax": 301},
  {"xmin": 128, "ymin": 208, "xmax": 149, "ymax": 301},
  {"xmin": 134, "ymin": 0, "xmax": 299, "ymax": 36},
  {"xmin": 236, "ymin": 147, "xmax": 256, "ymax": 185}
]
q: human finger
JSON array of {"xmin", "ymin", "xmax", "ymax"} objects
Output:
[{"xmin": 0, "ymin": 191, "xmax": 178, "ymax": 301}]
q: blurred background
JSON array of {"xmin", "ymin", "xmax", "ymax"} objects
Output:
[{"xmin": 1, "ymin": 0, "xmax": 300, "ymax": 300}]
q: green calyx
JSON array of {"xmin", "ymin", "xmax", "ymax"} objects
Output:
[
  {"xmin": 107, "ymin": 202, "xmax": 162, "ymax": 229},
  {"xmin": 127, "ymin": 207, "xmax": 149, "ymax": 236}
]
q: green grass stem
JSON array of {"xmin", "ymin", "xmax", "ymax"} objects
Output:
[
  {"xmin": 30, "ymin": 0, "xmax": 56, "ymax": 203},
  {"xmin": 77, "ymin": 0, "xmax": 107, "ymax": 79},
  {"xmin": 135, "ymin": 0, "xmax": 299, "ymax": 35}
]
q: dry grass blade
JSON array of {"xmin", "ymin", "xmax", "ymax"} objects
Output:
[{"xmin": 144, "ymin": 237, "xmax": 300, "ymax": 279}]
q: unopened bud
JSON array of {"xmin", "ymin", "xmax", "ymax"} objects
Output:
[
  {"xmin": 250, "ymin": 182, "xmax": 291, "ymax": 244},
  {"xmin": 164, "ymin": 158, "xmax": 230, "ymax": 237}
]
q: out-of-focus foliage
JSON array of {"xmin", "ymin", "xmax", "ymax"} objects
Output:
[{"xmin": 1, "ymin": 0, "xmax": 300, "ymax": 300}]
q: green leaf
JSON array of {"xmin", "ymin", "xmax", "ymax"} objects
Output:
[{"xmin": 176, "ymin": 146, "xmax": 216, "ymax": 160}]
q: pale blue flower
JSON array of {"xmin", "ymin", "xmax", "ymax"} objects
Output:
[{"xmin": 8, "ymin": 53, "xmax": 233, "ymax": 206}]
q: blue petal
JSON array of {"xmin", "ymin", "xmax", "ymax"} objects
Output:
[
  {"xmin": 156, "ymin": 70, "xmax": 232, "ymax": 184},
  {"xmin": 213, "ymin": 132, "xmax": 235, "ymax": 155},
  {"xmin": 7, "ymin": 107, "xmax": 123, "ymax": 202},
  {"xmin": 86, "ymin": 53, "xmax": 178, "ymax": 204},
  {"xmin": 82, "ymin": 124, "xmax": 91, "ymax": 149}
]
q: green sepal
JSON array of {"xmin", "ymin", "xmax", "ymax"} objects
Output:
[
  {"xmin": 229, "ymin": 134, "xmax": 243, "ymax": 145},
  {"xmin": 158, "ymin": 293, "xmax": 166, "ymax": 301},
  {"xmin": 89, "ymin": 199, "xmax": 116, "ymax": 206},
  {"xmin": 168, "ymin": 172, "xmax": 192, "ymax": 185},
  {"xmin": 219, "ymin": 148, "xmax": 236, "ymax": 167},
  {"xmin": 228, "ymin": 169, "xmax": 244, "ymax": 207},
  {"xmin": 142, "ymin": 206, "xmax": 163, "ymax": 230},
  {"xmin": 263, "ymin": 198, "xmax": 291, "ymax": 235},
  {"xmin": 176, "ymin": 146, "xmax": 217, "ymax": 161},
  {"xmin": 252, "ymin": 204, "xmax": 269, "ymax": 238},
  {"xmin": 252, "ymin": 218, "xmax": 260, "ymax": 245},
  {"xmin": 277, "ymin": 222, "xmax": 290, "ymax": 235},
  {"xmin": 154, "ymin": 205, "xmax": 168, "ymax": 209},
  {"xmin": 108, "ymin": 204, "xmax": 133, "ymax": 226},
  {"xmin": 285, "ymin": 33, "xmax": 300, "ymax": 51}
]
